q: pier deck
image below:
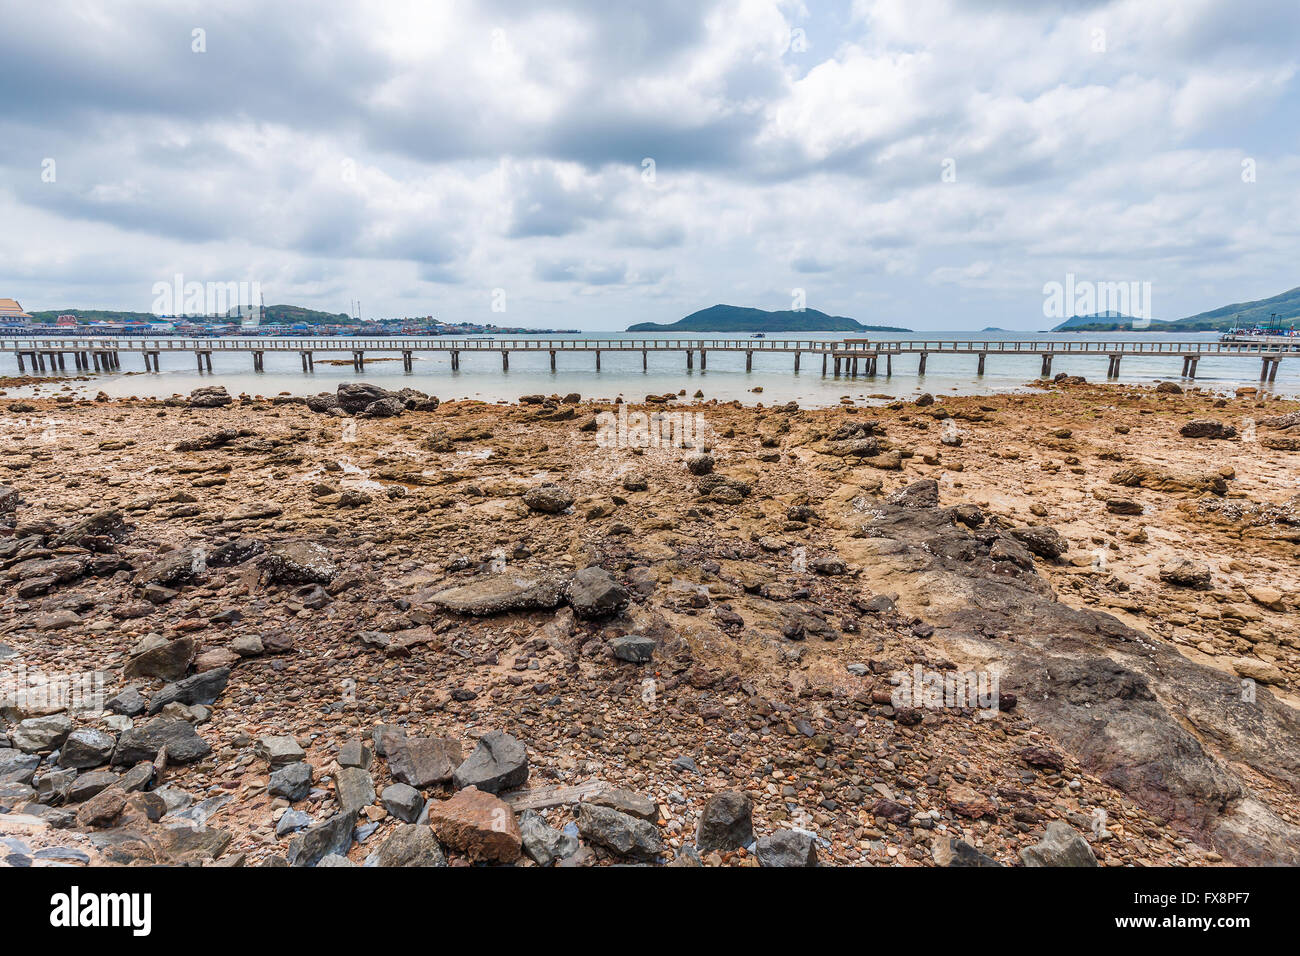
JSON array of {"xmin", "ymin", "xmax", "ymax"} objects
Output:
[{"xmin": 4, "ymin": 335, "xmax": 1297, "ymax": 381}]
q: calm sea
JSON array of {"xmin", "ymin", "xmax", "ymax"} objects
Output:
[{"xmin": 4, "ymin": 330, "xmax": 1295, "ymax": 408}]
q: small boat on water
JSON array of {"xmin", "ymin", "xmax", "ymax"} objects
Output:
[{"xmin": 750, "ymin": 332, "xmax": 765, "ymax": 338}]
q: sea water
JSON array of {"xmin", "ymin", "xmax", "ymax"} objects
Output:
[{"xmin": 3, "ymin": 331, "xmax": 1295, "ymax": 408}]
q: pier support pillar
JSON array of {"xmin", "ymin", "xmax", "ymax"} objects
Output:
[
  {"xmin": 1262, "ymin": 358, "xmax": 1281, "ymax": 382},
  {"xmin": 977, "ymin": 352, "xmax": 986, "ymax": 376},
  {"xmin": 300, "ymin": 351, "xmax": 314, "ymax": 372},
  {"xmin": 253, "ymin": 351, "xmax": 265, "ymax": 372},
  {"xmin": 1040, "ymin": 353, "xmax": 1053, "ymax": 377},
  {"xmin": 402, "ymin": 350, "xmax": 413, "ymax": 373},
  {"xmin": 886, "ymin": 353, "xmax": 892, "ymax": 376},
  {"xmin": 450, "ymin": 350, "xmax": 459, "ymax": 370},
  {"xmin": 1270, "ymin": 359, "xmax": 1281, "ymax": 382},
  {"xmin": 851, "ymin": 357, "xmax": 859, "ymax": 377},
  {"xmin": 793, "ymin": 351, "xmax": 800, "ymax": 372},
  {"xmin": 15, "ymin": 352, "xmax": 24, "ymax": 373},
  {"xmin": 834, "ymin": 356, "xmax": 841, "ymax": 376},
  {"xmin": 867, "ymin": 356, "xmax": 877, "ymax": 376},
  {"xmin": 746, "ymin": 350, "xmax": 753, "ymax": 372},
  {"xmin": 918, "ymin": 352, "xmax": 927, "ymax": 375},
  {"xmin": 595, "ymin": 350, "xmax": 601, "ymax": 371},
  {"xmin": 501, "ymin": 350, "xmax": 509, "ymax": 371},
  {"xmin": 1188, "ymin": 357, "xmax": 1198, "ymax": 379},
  {"xmin": 56, "ymin": 353, "xmax": 66, "ymax": 370},
  {"xmin": 641, "ymin": 350, "xmax": 647, "ymax": 371},
  {"xmin": 686, "ymin": 350, "xmax": 693, "ymax": 370},
  {"xmin": 1107, "ymin": 354, "xmax": 1121, "ymax": 378},
  {"xmin": 700, "ymin": 350, "xmax": 705, "ymax": 370},
  {"xmin": 821, "ymin": 352, "xmax": 827, "ymax": 375},
  {"xmin": 550, "ymin": 350, "xmax": 556, "ymax": 371},
  {"xmin": 90, "ymin": 352, "xmax": 100, "ymax": 372},
  {"xmin": 352, "ymin": 351, "xmax": 364, "ymax": 372}
]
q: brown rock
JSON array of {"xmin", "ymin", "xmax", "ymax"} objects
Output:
[{"xmin": 425, "ymin": 786, "xmax": 522, "ymax": 863}]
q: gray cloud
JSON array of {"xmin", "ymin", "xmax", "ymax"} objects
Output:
[{"xmin": 0, "ymin": 0, "xmax": 1296, "ymax": 329}]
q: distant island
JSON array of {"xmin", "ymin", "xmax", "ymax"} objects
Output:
[
  {"xmin": 21, "ymin": 303, "xmax": 578, "ymax": 335},
  {"xmin": 1050, "ymin": 287, "xmax": 1300, "ymax": 332},
  {"xmin": 627, "ymin": 304, "xmax": 910, "ymax": 333}
]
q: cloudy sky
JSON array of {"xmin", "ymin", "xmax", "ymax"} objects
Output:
[{"xmin": 1, "ymin": 0, "xmax": 1297, "ymax": 330}]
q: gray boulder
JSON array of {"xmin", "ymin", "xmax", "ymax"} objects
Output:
[
  {"xmin": 519, "ymin": 809, "xmax": 579, "ymax": 866},
  {"xmin": 566, "ymin": 566, "xmax": 629, "ymax": 620},
  {"xmin": 260, "ymin": 542, "xmax": 337, "ymax": 585},
  {"xmin": 1020, "ymin": 822, "xmax": 1098, "ymax": 867},
  {"xmin": 430, "ymin": 574, "xmax": 568, "ymax": 616},
  {"xmin": 380, "ymin": 783, "xmax": 424, "ymax": 823},
  {"xmin": 452, "ymin": 730, "xmax": 528, "ymax": 795},
  {"xmin": 374, "ymin": 824, "xmax": 446, "ymax": 867},
  {"xmin": 111, "ymin": 718, "xmax": 210, "ymax": 766},
  {"xmin": 756, "ymin": 829, "xmax": 819, "ymax": 867},
  {"xmin": 696, "ymin": 791, "xmax": 754, "ymax": 852},
  {"xmin": 334, "ymin": 767, "xmax": 376, "ymax": 814},
  {"xmin": 58, "ymin": 729, "xmax": 116, "ymax": 769},
  {"xmin": 287, "ymin": 811, "xmax": 357, "ymax": 867},
  {"xmin": 12, "ymin": 715, "xmax": 72, "ymax": 754},
  {"xmin": 576, "ymin": 803, "xmax": 662, "ymax": 859},
  {"xmin": 269, "ymin": 761, "xmax": 313, "ymax": 801}
]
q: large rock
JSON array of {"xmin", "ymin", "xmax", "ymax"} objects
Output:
[
  {"xmin": 52, "ymin": 508, "xmax": 128, "ymax": 547},
  {"xmin": 583, "ymin": 788, "xmax": 658, "ymax": 823},
  {"xmin": 566, "ymin": 566, "xmax": 629, "ymax": 619},
  {"xmin": 146, "ymin": 667, "xmax": 229, "ymax": 715},
  {"xmin": 425, "ymin": 787, "xmax": 521, "ymax": 863},
  {"xmin": 756, "ymin": 829, "xmax": 819, "ymax": 867},
  {"xmin": 695, "ymin": 791, "xmax": 754, "ymax": 852},
  {"xmin": 430, "ymin": 574, "xmax": 568, "ymax": 616},
  {"xmin": 374, "ymin": 824, "xmax": 446, "ymax": 867},
  {"xmin": 337, "ymin": 383, "xmax": 392, "ymax": 414},
  {"xmin": 522, "ymin": 484, "xmax": 574, "ymax": 514},
  {"xmin": 576, "ymin": 803, "xmax": 663, "ymax": 860},
  {"xmin": 269, "ymin": 761, "xmax": 313, "ymax": 801},
  {"xmin": 388, "ymin": 736, "xmax": 461, "ymax": 788},
  {"xmin": 287, "ymin": 811, "xmax": 357, "ymax": 867},
  {"xmin": 256, "ymin": 735, "xmax": 306, "ymax": 768},
  {"xmin": 380, "ymin": 783, "xmax": 425, "ymax": 823},
  {"xmin": 1009, "ymin": 526, "xmax": 1069, "ymax": 560},
  {"xmin": 12, "ymin": 715, "xmax": 72, "ymax": 753},
  {"xmin": 1020, "ymin": 822, "xmax": 1098, "ymax": 867},
  {"xmin": 1180, "ymin": 419, "xmax": 1237, "ymax": 440},
  {"xmin": 134, "ymin": 548, "xmax": 205, "ymax": 588},
  {"xmin": 260, "ymin": 542, "xmax": 337, "ymax": 585},
  {"xmin": 334, "ymin": 767, "xmax": 376, "ymax": 814},
  {"xmin": 360, "ymin": 397, "xmax": 405, "ymax": 418},
  {"xmin": 111, "ymin": 718, "xmax": 211, "ymax": 766},
  {"xmin": 189, "ymin": 385, "xmax": 232, "ymax": 408},
  {"xmin": 1159, "ymin": 558, "xmax": 1212, "ymax": 590},
  {"xmin": 888, "ymin": 479, "xmax": 939, "ymax": 509},
  {"xmin": 610, "ymin": 635, "xmax": 655, "ymax": 663},
  {"xmin": 58, "ymin": 728, "xmax": 117, "ymax": 769},
  {"xmin": 519, "ymin": 809, "xmax": 579, "ymax": 866},
  {"xmin": 122, "ymin": 634, "xmax": 196, "ymax": 681},
  {"xmin": 453, "ymin": 730, "xmax": 528, "ymax": 794}
]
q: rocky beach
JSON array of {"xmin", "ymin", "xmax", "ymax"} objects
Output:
[{"xmin": 1, "ymin": 377, "xmax": 1298, "ymax": 868}]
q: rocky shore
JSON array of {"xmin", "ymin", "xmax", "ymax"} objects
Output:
[{"xmin": 1, "ymin": 377, "xmax": 1298, "ymax": 867}]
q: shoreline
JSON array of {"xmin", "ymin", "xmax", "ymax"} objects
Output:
[{"xmin": 1, "ymin": 381, "xmax": 1298, "ymax": 867}]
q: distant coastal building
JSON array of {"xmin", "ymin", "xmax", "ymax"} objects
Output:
[{"xmin": 0, "ymin": 298, "xmax": 32, "ymax": 322}]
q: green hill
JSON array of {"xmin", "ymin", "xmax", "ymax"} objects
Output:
[
  {"xmin": 1051, "ymin": 287, "xmax": 1300, "ymax": 332},
  {"xmin": 628, "ymin": 304, "xmax": 909, "ymax": 333},
  {"xmin": 28, "ymin": 304, "xmax": 352, "ymax": 325},
  {"xmin": 1050, "ymin": 311, "xmax": 1146, "ymax": 332}
]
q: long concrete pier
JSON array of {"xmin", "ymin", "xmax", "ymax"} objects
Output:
[{"xmin": 4, "ymin": 335, "xmax": 1298, "ymax": 381}]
